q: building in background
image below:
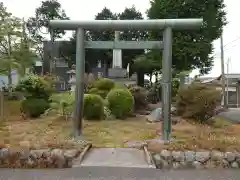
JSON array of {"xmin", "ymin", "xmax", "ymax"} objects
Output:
[{"xmin": 0, "ymin": 70, "xmax": 19, "ymax": 89}]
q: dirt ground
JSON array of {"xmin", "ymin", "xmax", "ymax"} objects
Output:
[
  {"xmin": 1, "ymin": 101, "xmax": 240, "ymax": 151},
  {"xmin": 148, "ymin": 118, "xmax": 240, "ymax": 152},
  {"xmin": 0, "ymin": 115, "xmax": 157, "ymax": 149}
]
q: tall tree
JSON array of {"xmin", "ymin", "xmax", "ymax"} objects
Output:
[
  {"xmin": 58, "ymin": 32, "xmax": 96, "ymax": 73},
  {"xmin": 89, "ymin": 7, "xmax": 118, "ymax": 69},
  {"xmin": 13, "ymin": 19, "xmax": 37, "ymax": 77},
  {"xmin": 27, "ymin": 0, "xmax": 69, "ymax": 73},
  {"xmin": 0, "ymin": 3, "xmax": 34, "ymax": 89},
  {"xmin": 119, "ymin": 6, "xmax": 148, "ymax": 70},
  {"xmin": 59, "ymin": 7, "xmax": 117, "ymax": 72},
  {"xmin": 147, "ymin": 0, "xmax": 227, "ymax": 75}
]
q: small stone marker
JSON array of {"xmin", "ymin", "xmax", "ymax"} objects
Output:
[{"xmin": 146, "ymin": 108, "xmax": 162, "ymax": 122}]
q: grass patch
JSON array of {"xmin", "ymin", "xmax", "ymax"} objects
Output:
[
  {"xmin": 2, "ymin": 98, "xmax": 240, "ymax": 151},
  {"xmin": 0, "ymin": 115, "xmax": 157, "ymax": 149},
  {"xmin": 83, "ymin": 117, "xmax": 157, "ymax": 147},
  {"xmin": 148, "ymin": 119, "xmax": 240, "ymax": 152}
]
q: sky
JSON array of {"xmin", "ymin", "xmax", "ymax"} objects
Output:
[{"xmin": 2, "ymin": 0, "xmax": 239, "ymax": 78}]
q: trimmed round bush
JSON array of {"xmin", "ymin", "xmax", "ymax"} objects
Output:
[
  {"xmin": 93, "ymin": 78, "xmax": 115, "ymax": 91},
  {"xmin": 83, "ymin": 94, "xmax": 104, "ymax": 120},
  {"xmin": 88, "ymin": 88, "xmax": 108, "ymax": 98},
  {"xmin": 21, "ymin": 98, "xmax": 50, "ymax": 118},
  {"xmin": 106, "ymin": 88, "xmax": 134, "ymax": 119}
]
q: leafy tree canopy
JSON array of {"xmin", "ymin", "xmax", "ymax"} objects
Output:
[{"xmin": 147, "ymin": 0, "xmax": 227, "ymax": 75}]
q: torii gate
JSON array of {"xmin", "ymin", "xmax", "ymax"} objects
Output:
[{"xmin": 48, "ymin": 19, "xmax": 203, "ymax": 142}]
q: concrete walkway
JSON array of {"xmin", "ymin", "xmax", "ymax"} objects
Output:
[
  {"xmin": 217, "ymin": 108, "xmax": 240, "ymax": 123},
  {"xmin": 73, "ymin": 148, "xmax": 152, "ymax": 168},
  {"xmin": 0, "ymin": 167, "xmax": 239, "ymax": 180}
]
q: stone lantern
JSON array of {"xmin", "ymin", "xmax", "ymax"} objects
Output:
[{"xmin": 67, "ymin": 64, "xmax": 76, "ymax": 92}]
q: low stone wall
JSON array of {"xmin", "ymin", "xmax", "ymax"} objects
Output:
[
  {"xmin": 0, "ymin": 148, "xmax": 81, "ymax": 168},
  {"xmin": 152, "ymin": 150, "xmax": 240, "ymax": 169}
]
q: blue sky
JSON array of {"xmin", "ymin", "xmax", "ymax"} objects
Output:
[{"xmin": 2, "ymin": 0, "xmax": 239, "ymax": 78}]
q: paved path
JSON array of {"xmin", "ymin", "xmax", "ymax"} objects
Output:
[
  {"xmin": 74, "ymin": 148, "xmax": 152, "ymax": 168},
  {"xmin": 0, "ymin": 167, "xmax": 239, "ymax": 180},
  {"xmin": 217, "ymin": 108, "xmax": 240, "ymax": 123}
]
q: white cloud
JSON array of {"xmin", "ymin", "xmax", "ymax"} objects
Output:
[{"xmin": 2, "ymin": 0, "xmax": 238, "ymax": 77}]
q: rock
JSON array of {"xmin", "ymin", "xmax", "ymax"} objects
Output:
[
  {"xmin": 236, "ymin": 152, "xmax": 240, "ymax": 164},
  {"xmin": 42, "ymin": 150, "xmax": 51, "ymax": 159},
  {"xmin": 192, "ymin": 161, "xmax": 203, "ymax": 169},
  {"xmin": 179, "ymin": 161, "xmax": 187, "ymax": 168},
  {"xmin": 153, "ymin": 153, "xmax": 170, "ymax": 169},
  {"xmin": 146, "ymin": 107, "xmax": 178, "ymax": 123},
  {"xmin": 222, "ymin": 159, "xmax": 230, "ymax": 168},
  {"xmin": 125, "ymin": 140, "xmax": 146, "ymax": 149},
  {"xmin": 185, "ymin": 151, "xmax": 195, "ymax": 163},
  {"xmin": 195, "ymin": 151, "xmax": 210, "ymax": 163},
  {"xmin": 172, "ymin": 151, "xmax": 185, "ymax": 162},
  {"xmin": 231, "ymin": 161, "xmax": 239, "ymax": 168},
  {"xmin": 51, "ymin": 149, "xmax": 63, "ymax": 157},
  {"xmin": 146, "ymin": 108, "xmax": 162, "ymax": 122},
  {"xmin": 153, "ymin": 153, "xmax": 162, "ymax": 166},
  {"xmin": 30, "ymin": 149, "xmax": 50, "ymax": 159},
  {"xmin": 160, "ymin": 150, "xmax": 172, "ymax": 160},
  {"xmin": 26, "ymin": 158, "xmax": 36, "ymax": 168},
  {"xmin": 211, "ymin": 151, "xmax": 224, "ymax": 161},
  {"xmin": 19, "ymin": 151, "xmax": 30, "ymax": 161},
  {"xmin": 0, "ymin": 148, "xmax": 9, "ymax": 160},
  {"xmin": 64, "ymin": 149, "xmax": 79, "ymax": 159},
  {"xmin": 51, "ymin": 149, "xmax": 66, "ymax": 168},
  {"xmin": 172, "ymin": 162, "xmax": 181, "ymax": 169},
  {"xmin": 160, "ymin": 160, "xmax": 170, "ymax": 169},
  {"xmin": 224, "ymin": 152, "xmax": 236, "ymax": 162},
  {"xmin": 205, "ymin": 161, "xmax": 216, "ymax": 169}
]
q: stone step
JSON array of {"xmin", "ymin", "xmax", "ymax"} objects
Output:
[{"xmin": 73, "ymin": 148, "xmax": 154, "ymax": 168}]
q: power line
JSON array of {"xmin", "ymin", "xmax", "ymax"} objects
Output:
[
  {"xmin": 223, "ymin": 36, "xmax": 240, "ymax": 47},
  {"xmin": 212, "ymin": 36, "xmax": 240, "ymax": 57}
]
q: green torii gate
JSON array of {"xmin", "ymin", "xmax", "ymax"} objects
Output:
[{"xmin": 48, "ymin": 19, "xmax": 203, "ymax": 142}]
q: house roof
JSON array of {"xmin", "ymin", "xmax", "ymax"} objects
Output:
[{"xmin": 216, "ymin": 74, "xmax": 240, "ymax": 80}]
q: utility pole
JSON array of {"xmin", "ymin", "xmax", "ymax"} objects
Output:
[
  {"xmin": 220, "ymin": 35, "xmax": 227, "ymax": 108},
  {"xmin": 226, "ymin": 58, "xmax": 230, "ymax": 106}
]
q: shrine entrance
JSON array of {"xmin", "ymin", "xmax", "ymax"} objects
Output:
[{"xmin": 48, "ymin": 18, "xmax": 203, "ymax": 141}]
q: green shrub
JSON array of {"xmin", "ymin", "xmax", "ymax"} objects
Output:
[
  {"xmin": 16, "ymin": 75, "xmax": 52, "ymax": 100},
  {"xmin": 129, "ymin": 85, "xmax": 148, "ymax": 111},
  {"xmin": 49, "ymin": 92, "xmax": 75, "ymax": 117},
  {"xmin": 88, "ymin": 88, "xmax": 108, "ymax": 98},
  {"xmin": 83, "ymin": 94, "xmax": 104, "ymax": 120},
  {"xmin": 93, "ymin": 78, "xmax": 115, "ymax": 91},
  {"xmin": 175, "ymin": 83, "xmax": 221, "ymax": 123},
  {"xmin": 21, "ymin": 98, "xmax": 50, "ymax": 118},
  {"xmin": 106, "ymin": 89, "xmax": 134, "ymax": 119}
]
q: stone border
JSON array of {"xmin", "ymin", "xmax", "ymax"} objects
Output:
[
  {"xmin": 0, "ymin": 148, "xmax": 82, "ymax": 168},
  {"xmin": 152, "ymin": 150, "xmax": 240, "ymax": 169},
  {"xmin": 143, "ymin": 145, "xmax": 155, "ymax": 168}
]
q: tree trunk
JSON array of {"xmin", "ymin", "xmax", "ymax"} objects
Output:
[
  {"xmin": 149, "ymin": 73, "xmax": 153, "ymax": 85},
  {"xmin": 7, "ymin": 33, "xmax": 13, "ymax": 95},
  {"xmin": 137, "ymin": 71, "xmax": 144, "ymax": 87}
]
